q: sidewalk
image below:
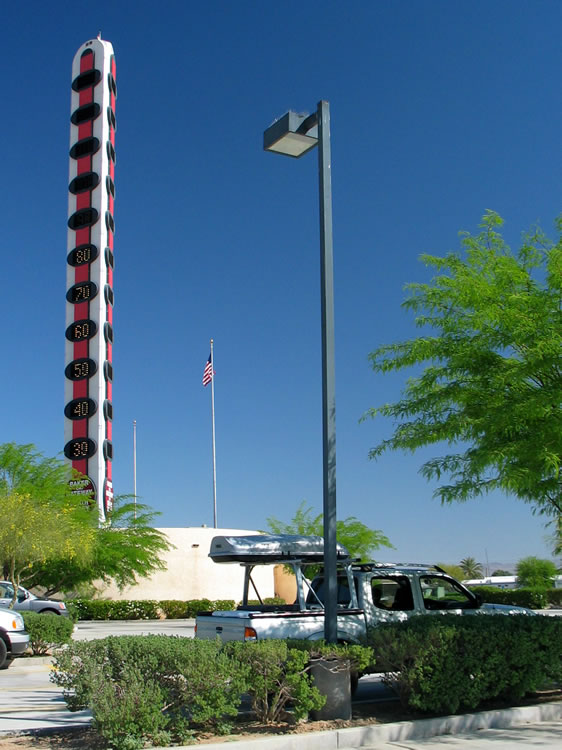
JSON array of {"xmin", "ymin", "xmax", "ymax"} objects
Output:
[{"xmin": 0, "ymin": 657, "xmax": 91, "ymax": 734}]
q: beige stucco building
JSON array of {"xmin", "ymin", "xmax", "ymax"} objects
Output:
[{"xmin": 100, "ymin": 527, "xmax": 278, "ymax": 602}]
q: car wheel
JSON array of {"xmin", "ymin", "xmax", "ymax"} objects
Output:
[
  {"xmin": 38, "ymin": 609, "xmax": 59, "ymax": 615},
  {"xmin": 0, "ymin": 638, "xmax": 8, "ymax": 669}
]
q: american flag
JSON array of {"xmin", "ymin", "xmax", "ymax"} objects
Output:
[{"xmin": 202, "ymin": 354, "xmax": 215, "ymax": 386}]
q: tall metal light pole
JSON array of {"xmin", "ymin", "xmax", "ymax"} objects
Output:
[
  {"xmin": 264, "ymin": 101, "xmax": 337, "ymax": 643},
  {"xmin": 133, "ymin": 419, "xmax": 137, "ymax": 520}
]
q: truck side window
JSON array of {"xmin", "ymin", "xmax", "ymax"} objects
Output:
[
  {"xmin": 420, "ymin": 576, "xmax": 476, "ymax": 610},
  {"xmin": 371, "ymin": 576, "xmax": 414, "ymax": 611},
  {"xmin": 306, "ymin": 576, "xmax": 355, "ymax": 608}
]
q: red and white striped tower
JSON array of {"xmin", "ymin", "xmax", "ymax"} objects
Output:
[{"xmin": 64, "ymin": 37, "xmax": 116, "ymax": 523}]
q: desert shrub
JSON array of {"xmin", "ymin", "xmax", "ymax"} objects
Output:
[
  {"xmin": 288, "ymin": 639, "xmax": 374, "ymax": 674},
  {"xmin": 88, "ymin": 664, "xmax": 172, "ymax": 750},
  {"xmin": 51, "ymin": 635, "xmax": 247, "ymax": 745},
  {"xmin": 223, "ymin": 640, "xmax": 325, "ymax": 722},
  {"xmin": 50, "ymin": 639, "xmax": 104, "ymax": 711},
  {"xmin": 22, "ymin": 612, "xmax": 75, "ymax": 655},
  {"xmin": 366, "ymin": 614, "xmax": 562, "ymax": 714}
]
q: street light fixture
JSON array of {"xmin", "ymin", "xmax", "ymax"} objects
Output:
[
  {"xmin": 263, "ymin": 111, "xmax": 318, "ymax": 158},
  {"xmin": 264, "ymin": 101, "xmax": 337, "ymax": 644}
]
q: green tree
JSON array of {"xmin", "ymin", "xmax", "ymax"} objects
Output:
[
  {"xmin": 515, "ymin": 555, "xmax": 558, "ymax": 589},
  {"xmin": 491, "ymin": 569, "xmax": 511, "ymax": 576},
  {"xmin": 266, "ymin": 501, "xmax": 392, "ymax": 563},
  {"xmin": 0, "ymin": 443, "xmax": 95, "ymax": 605},
  {"xmin": 364, "ymin": 212, "xmax": 562, "ymax": 544},
  {"xmin": 459, "ymin": 557, "xmax": 484, "ymax": 579},
  {"xmin": 436, "ymin": 563, "xmax": 466, "ymax": 580},
  {"xmin": 21, "ymin": 495, "xmax": 173, "ymax": 597}
]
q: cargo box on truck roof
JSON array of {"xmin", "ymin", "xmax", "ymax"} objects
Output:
[{"xmin": 209, "ymin": 534, "xmax": 351, "ymax": 564}]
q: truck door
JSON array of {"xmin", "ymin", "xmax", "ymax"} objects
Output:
[
  {"xmin": 418, "ymin": 575, "xmax": 479, "ymax": 614},
  {"xmin": 369, "ymin": 575, "xmax": 414, "ymax": 623}
]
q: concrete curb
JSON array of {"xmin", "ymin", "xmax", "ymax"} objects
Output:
[{"xmin": 168, "ymin": 701, "xmax": 562, "ymax": 750}]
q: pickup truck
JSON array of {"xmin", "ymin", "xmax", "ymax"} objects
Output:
[{"xmin": 195, "ymin": 534, "xmax": 535, "ymax": 645}]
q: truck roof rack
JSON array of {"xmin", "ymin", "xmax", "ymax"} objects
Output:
[
  {"xmin": 353, "ymin": 562, "xmax": 448, "ymax": 573},
  {"xmin": 209, "ymin": 534, "xmax": 351, "ymax": 564}
]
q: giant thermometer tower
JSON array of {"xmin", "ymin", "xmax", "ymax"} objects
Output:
[{"xmin": 64, "ymin": 37, "xmax": 116, "ymax": 523}]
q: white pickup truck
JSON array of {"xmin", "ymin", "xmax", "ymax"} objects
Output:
[{"xmin": 195, "ymin": 534, "xmax": 535, "ymax": 644}]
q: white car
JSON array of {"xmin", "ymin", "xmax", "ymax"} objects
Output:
[{"xmin": 0, "ymin": 606, "xmax": 29, "ymax": 668}]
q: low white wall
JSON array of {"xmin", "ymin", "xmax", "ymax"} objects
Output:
[{"xmin": 99, "ymin": 528, "xmax": 274, "ymax": 602}]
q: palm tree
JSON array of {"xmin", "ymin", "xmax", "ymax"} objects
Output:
[{"xmin": 459, "ymin": 557, "xmax": 484, "ymax": 579}]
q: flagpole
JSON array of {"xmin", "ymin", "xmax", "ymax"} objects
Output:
[{"xmin": 210, "ymin": 339, "xmax": 217, "ymax": 528}]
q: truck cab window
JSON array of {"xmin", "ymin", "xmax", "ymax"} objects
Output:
[
  {"xmin": 371, "ymin": 576, "xmax": 414, "ymax": 611},
  {"xmin": 420, "ymin": 575, "xmax": 477, "ymax": 610},
  {"xmin": 305, "ymin": 575, "xmax": 355, "ymax": 608}
]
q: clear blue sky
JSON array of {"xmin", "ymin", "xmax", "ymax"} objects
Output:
[{"xmin": 2, "ymin": 0, "xmax": 560, "ymax": 567}]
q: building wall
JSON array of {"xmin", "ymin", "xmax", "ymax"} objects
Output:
[
  {"xmin": 464, "ymin": 576, "xmax": 518, "ymax": 590},
  {"xmin": 99, "ymin": 528, "xmax": 275, "ymax": 601},
  {"xmin": 273, "ymin": 566, "xmax": 297, "ymax": 603}
]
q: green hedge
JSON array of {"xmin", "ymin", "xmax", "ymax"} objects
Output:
[
  {"xmin": 246, "ymin": 597, "xmax": 288, "ymax": 606},
  {"xmin": 470, "ymin": 586, "xmax": 562, "ymax": 609},
  {"xmin": 66, "ymin": 598, "xmax": 236, "ymax": 621},
  {"xmin": 66, "ymin": 599, "xmax": 160, "ymax": 620},
  {"xmin": 470, "ymin": 587, "xmax": 551, "ymax": 609},
  {"xmin": 366, "ymin": 614, "xmax": 562, "ymax": 714},
  {"xmin": 22, "ymin": 612, "xmax": 75, "ymax": 655},
  {"xmin": 50, "ymin": 636, "xmax": 363, "ymax": 748}
]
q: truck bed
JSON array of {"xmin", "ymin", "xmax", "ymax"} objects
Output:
[{"xmin": 195, "ymin": 608, "xmax": 367, "ymax": 643}]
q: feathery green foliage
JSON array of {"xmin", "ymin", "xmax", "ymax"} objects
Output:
[
  {"xmin": 266, "ymin": 500, "xmax": 392, "ymax": 562},
  {"xmin": 22, "ymin": 495, "xmax": 172, "ymax": 597},
  {"xmin": 0, "ymin": 443, "xmax": 95, "ymax": 604},
  {"xmin": 365, "ymin": 212, "xmax": 562, "ymax": 546}
]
